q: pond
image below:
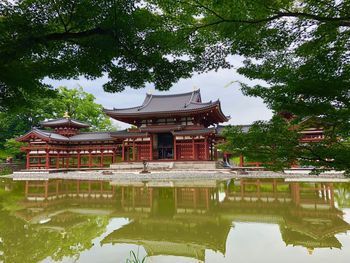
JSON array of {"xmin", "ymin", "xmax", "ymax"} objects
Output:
[{"xmin": 0, "ymin": 177, "xmax": 350, "ymax": 263}]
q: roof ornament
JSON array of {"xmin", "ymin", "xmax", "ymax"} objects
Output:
[
  {"xmin": 63, "ymin": 111, "xmax": 70, "ymax": 119},
  {"xmin": 185, "ymin": 87, "xmax": 197, "ymax": 107}
]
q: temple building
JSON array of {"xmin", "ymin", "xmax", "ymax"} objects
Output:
[{"xmin": 17, "ymin": 89, "xmax": 229, "ymax": 170}]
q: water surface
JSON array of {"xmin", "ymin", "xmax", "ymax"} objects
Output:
[{"xmin": 0, "ymin": 178, "xmax": 350, "ymax": 263}]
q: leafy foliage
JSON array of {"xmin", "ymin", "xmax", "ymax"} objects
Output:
[
  {"xmin": 221, "ymin": 117, "xmax": 300, "ymax": 171},
  {"xmin": 0, "ymin": 86, "xmax": 115, "ymax": 159},
  {"xmin": 1, "ymin": 0, "xmax": 349, "ymax": 171},
  {"xmin": 154, "ymin": 0, "xmax": 350, "ymax": 172},
  {"xmin": 221, "ymin": 117, "xmax": 350, "ymax": 174},
  {"xmin": 0, "ymin": 0, "xmax": 227, "ymax": 111}
]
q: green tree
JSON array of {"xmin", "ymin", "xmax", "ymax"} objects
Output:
[
  {"xmin": 42, "ymin": 86, "xmax": 115, "ymax": 131},
  {"xmin": 2, "ymin": 0, "xmax": 350, "ymax": 171},
  {"xmin": 0, "ymin": 86, "xmax": 116, "ymax": 159},
  {"xmin": 154, "ymin": 0, "xmax": 350, "ymax": 172},
  {"xmin": 0, "ymin": 0, "xmax": 222, "ymax": 111}
]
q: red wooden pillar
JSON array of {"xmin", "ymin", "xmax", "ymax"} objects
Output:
[
  {"xmin": 204, "ymin": 136, "xmax": 208, "ymax": 160},
  {"xmin": 214, "ymin": 146, "xmax": 218, "ymax": 160},
  {"xmin": 174, "ymin": 188, "xmax": 178, "ymax": 210},
  {"xmin": 100, "ymin": 150, "xmax": 104, "ymax": 167},
  {"xmin": 77, "ymin": 151, "xmax": 81, "ymax": 169},
  {"xmin": 45, "ymin": 149, "xmax": 49, "ymax": 169},
  {"xmin": 149, "ymin": 135, "xmax": 153, "ymax": 161},
  {"xmin": 149, "ymin": 188, "xmax": 153, "ymax": 208},
  {"xmin": 292, "ymin": 183, "xmax": 300, "ymax": 205},
  {"xmin": 66, "ymin": 154, "xmax": 69, "ymax": 168},
  {"xmin": 88, "ymin": 150, "xmax": 92, "ymax": 168},
  {"xmin": 329, "ymin": 183, "xmax": 334, "ymax": 207},
  {"xmin": 239, "ymin": 154, "xmax": 244, "ymax": 167},
  {"xmin": 122, "ymin": 141, "xmax": 125, "ymax": 161},
  {"xmin": 205, "ymin": 188, "xmax": 209, "ymax": 210},
  {"xmin": 121, "ymin": 187, "xmax": 125, "ymax": 207},
  {"xmin": 193, "ymin": 188, "xmax": 197, "ymax": 209},
  {"xmin": 77, "ymin": 181, "xmax": 80, "ymax": 194},
  {"xmin": 173, "ymin": 136, "xmax": 177, "ymax": 160},
  {"xmin": 44, "ymin": 181, "xmax": 48, "ymax": 199},
  {"xmin": 273, "ymin": 179, "xmax": 277, "ymax": 199},
  {"xmin": 192, "ymin": 136, "xmax": 195, "ymax": 160},
  {"xmin": 56, "ymin": 181, "xmax": 59, "ymax": 196},
  {"xmin": 132, "ymin": 139, "xmax": 136, "ymax": 161},
  {"xmin": 56, "ymin": 152, "xmax": 60, "ymax": 169},
  {"xmin": 112, "ymin": 149, "xmax": 116, "ymax": 163},
  {"xmin": 25, "ymin": 181, "xmax": 29, "ymax": 197},
  {"xmin": 26, "ymin": 151, "xmax": 30, "ymax": 169}
]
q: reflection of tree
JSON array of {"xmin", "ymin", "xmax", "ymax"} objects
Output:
[
  {"xmin": 0, "ymin": 210, "xmax": 109, "ymax": 263},
  {"xmin": 334, "ymin": 183, "xmax": 350, "ymax": 208},
  {"xmin": 0, "ymin": 180, "xmax": 25, "ymax": 212}
]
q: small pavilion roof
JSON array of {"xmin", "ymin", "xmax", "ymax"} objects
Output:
[
  {"xmin": 17, "ymin": 128, "xmax": 70, "ymax": 142},
  {"xmin": 104, "ymin": 89, "xmax": 229, "ymax": 125},
  {"xmin": 17, "ymin": 128, "xmax": 114, "ymax": 142},
  {"xmin": 40, "ymin": 118, "xmax": 90, "ymax": 129}
]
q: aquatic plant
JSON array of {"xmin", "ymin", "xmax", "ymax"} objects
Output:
[{"xmin": 125, "ymin": 250, "xmax": 147, "ymax": 263}]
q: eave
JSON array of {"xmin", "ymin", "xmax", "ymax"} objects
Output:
[{"xmin": 105, "ymin": 102, "xmax": 229, "ymax": 125}]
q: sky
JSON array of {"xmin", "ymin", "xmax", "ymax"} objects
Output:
[{"xmin": 45, "ymin": 55, "xmax": 272, "ymax": 129}]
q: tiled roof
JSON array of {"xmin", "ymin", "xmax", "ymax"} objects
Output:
[
  {"xmin": 18, "ymin": 129, "xmax": 112, "ymax": 142},
  {"xmin": 32, "ymin": 128, "xmax": 69, "ymax": 141},
  {"xmin": 172, "ymin": 127, "xmax": 216, "ymax": 136},
  {"xmin": 104, "ymin": 89, "xmax": 226, "ymax": 116},
  {"xmin": 69, "ymin": 132, "xmax": 114, "ymax": 141},
  {"xmin": 110, "ymin": 130, "xmax": 149, "ymax": 138},
  {"xmin": 40, "ymin": 118, "xmax": 90, "ymax": 128}
]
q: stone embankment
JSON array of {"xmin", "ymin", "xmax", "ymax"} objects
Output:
[{"xmin": 10, "ymin": 169, "xmax": 349, "ymax": 183}]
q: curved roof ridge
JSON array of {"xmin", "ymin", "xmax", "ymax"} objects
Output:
[
  {"xmin": 184, "ymin": 90, "xmax": 197, "ymax": 107},
  {"xmin": 188, "ymin": 100, "xmax": 215, "ymax": 106},
  {"xmin": 78, "ymin": 131, "xmax": 112, "ymax": 134},
  {"xmin": 106, "ymin": 105, "xmax": 142, "ymax": 111},
  {"xmin": 137, "ymin": 93, "xmax": 153, "ymax": 111},
  {"xmin": 150, "ymin": 90, "xmax": 198, "ymax": 98},
  {"xmin": 40, "ymin": 117, "xmax": 90, "ymax": 128},
  {"xmin": 40, "ymin": 117, "xmax": 66, "ymax": 122}
]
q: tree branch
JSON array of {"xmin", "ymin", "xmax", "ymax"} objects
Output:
[
  {"xmin": 181, "ymin": 0, "xmax": 350, "ymax": 30},
  {"xmin": 40, "ymin": 27, "xmax": 115, "ymax": 42}
]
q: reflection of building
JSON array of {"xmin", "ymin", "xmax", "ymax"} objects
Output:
[
  {"xmin": 221, "ymin": 179, "xmax": 348, "ymax": 250},
  {"xmin": 15, "ymin": 179, "xmax": 350, "ymax": 261},
  {"xmin": 17, "ymin": 90, "xmax": 229, "ymax": 169},
  {"xmin": 104, "ymin": 183, "xmax": 229, "ymax": 262},
  {"xmin": 24, "ymin": 180, "xmax": 116, "ymax": 201}
]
